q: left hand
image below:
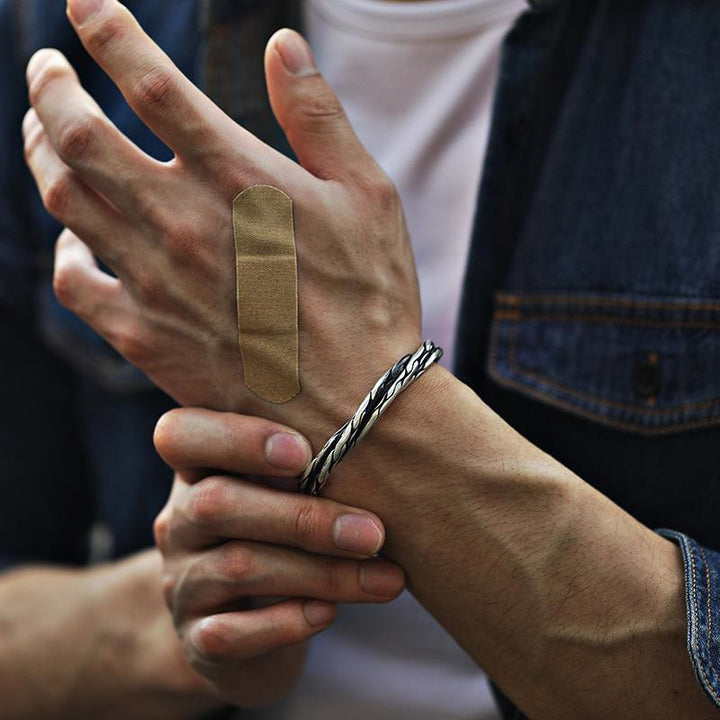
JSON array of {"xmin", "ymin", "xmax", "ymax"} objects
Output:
[
  {"xmin": 152, "ymin": 407, "xmax": 405, "ymax": 706},
  {"xmin": 23, "ymin": 0, "xmax": 422, "ymax": 444}
]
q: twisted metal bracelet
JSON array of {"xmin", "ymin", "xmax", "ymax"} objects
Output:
[{"xmin": 298, "ymin": 341, "xmax": 443, "ymax": 496}]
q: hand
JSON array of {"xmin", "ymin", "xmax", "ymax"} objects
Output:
[
  {"xmin": 23, "ymin": 0, "xmax": 422, "ymax": 443},
  {"xmin": 0, "ymin": 549, "xmax": 222, "ymax": 720},
  {"xmin": 152, "ymin": 408, "xmax": 405, "ymax": 707},
  {"xmin": 98, "ymin": 549, "xmax": 220, "ymax": 712}
]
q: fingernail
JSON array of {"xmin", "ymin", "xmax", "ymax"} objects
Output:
[
  {"xmin": 67, "ymin": 0, "xmax": 103, "ymax": 25},
  {"xmin": 333, "ymin": 514, "xmax": 383, "ymax": 555},
  {"xmin": 303, "ymin": 600, "xmax": 336, "ymax": 627},
  {"xmin": 360, "ymin": 560, "xmax": 405, "ymax": 597},
  {"xmin": 265, "ymin": 432, "xmax": 311, "ymax": 471},
  {"xmin": 276, "ymin": 29, "xmax": 317, "ymax": 76}
]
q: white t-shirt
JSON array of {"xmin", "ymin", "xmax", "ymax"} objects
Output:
[{"xmin": 248, "ymin": 1, "xmax": 524, "ymax": 718}]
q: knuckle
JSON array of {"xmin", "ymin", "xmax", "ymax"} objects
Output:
[
  {"xmin": 210, "ymin": 413, "xmax": 256, "ymax": 469},
  {"xmin": 27, "ymin": 59, "xmax": 65, "ymax": 106},
  {"xmin": 321, "ymin": 558, "xmax": 343, "ymax": 596},
  {"xmin": 129, "ymin": 267, "xmax": 162, "ymax": 305},
  {"xmin": 85, "ymin": 15, "xmax": 126, "ymax": 55},
  {"xmin": 165, "ymin": 226, "xmax": 208, "ymax": 270},
  {"xmin": 299, "ymin": 88, "xmax": 346, "ymax": 125},
  {"xmin": 52, "ymin": 260, "xmax": 79, "ymax": 310},
  {"xmin": 153, "ymin": 510, "xmax": 170, "ymax": 552},
  {"xmin": 43, "ymin": 171, "xmax": 76, "ymax": 222},
  {"xmin": 218, "ymin": 541, "xmax": 255, "ymax": 583},
  {"xmin": 160, "ymin": 573, "xmax": 176, "ymax": 611},
  {"xmin": 110, "ymin": 320, "xmax": 150, "ymax": 366},
  {"xmin": 185, "ymin": 477, "xmax": 227, "ymax": 528},
  {"xmin": 132, "ymin": 67, "xmax": 177, "ymax": 110},
  {"xmin": 23, "ymin": 126, "xmax": 44, "ymax": 165},
  {"xmin": 293, "ymin": 502, "xmax": 323, "ymax": 547},
  {"xmin": 22, "ymin": 139, "xmax": 34, "ymax": 166},
  {"xmin": 189, "ymin": 618, "xmax": 229, "ymax": 665},
  {"xmin": 363, "ymin": 172, "xmax": 398, "ymax": 209},
  {"xmin": 56, "ymin": 115, "xmax": 99, "ymax": 163}
]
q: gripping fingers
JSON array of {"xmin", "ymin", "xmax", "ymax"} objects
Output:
[
  {"xmin": 164, "ymin": 472, "xmax": 387, "ymax": 559},
  {"xmin": 169, "ymin": 540, "xmax": 405, "ymax": 620},
  {"xmin": 154, "ymin": 408, "xmax": 312, "ymax": 477},
  {"xmin": 185, "ymin": 599, "xmax": 336, "ymax": 673}
]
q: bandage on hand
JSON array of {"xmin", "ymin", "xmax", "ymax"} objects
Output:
[{"xmin": 24, "ymin": 0, "xmax": 423, "ymax": 450}]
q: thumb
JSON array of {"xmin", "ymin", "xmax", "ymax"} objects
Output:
[{"xmin": 264, "ymin": 29, "xmax": 377, "ymax": 182}]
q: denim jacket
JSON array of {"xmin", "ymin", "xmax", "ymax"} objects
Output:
[
  {"xmin": 456, "ymin": 0, "xmax": 720, "ymax": 714},
  {"xmin": 1, "ymin": 0, "xmax": 719, "ymax": 716}
]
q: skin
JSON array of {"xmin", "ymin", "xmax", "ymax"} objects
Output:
[
  {"xmin": 21, "ymin": 0, "xmax": 719, "ymax": 718},
  {"xmin": 152, "ymin": 412, "xmax": 405, "ymax": 706},
  {"xmin": 0, "ymin": 412, "xmax": 403, "ymax": 717},
  {"xmin": 0, "ymin": 550, "xmax": 219, "ymax": 720}
]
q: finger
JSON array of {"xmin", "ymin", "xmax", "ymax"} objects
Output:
[
  {"xmin": 171, "ymin": 541, "xmax": 404, "ymax": 619},
  {"xmin": 26, "ymin": 49, "xmax": 163, "ymax": 217},
  {"xmin": 53, "ymin": 229, "xmax": 134, "ymax": 318},
  {"xmin": 65, "ymin": 0, "xmax": 255, "ymax": 165},
  {"xmin": 154, "ymin": 408, "xmax": 312, "ymax": 477},
  {"xmin": 170, "ymin": 474, "xmax": 387, "ymax": 558},
  {"xmin": 23, "ymin": 108, "xmax": 136, "ymax": 264},
  {"xmin": 264, "ymin": 29, "xmax": 378, "ymax": 181},
  {"xmin": 53, "ymin": 229, "xmax": 131, "ymax": 329},
  {"xmin": 184, "ymin": 599, "xmax": 335, "ymax": 674}
]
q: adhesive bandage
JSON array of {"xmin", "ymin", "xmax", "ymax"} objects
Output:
[{"xmin": 232, "ymin": 185, "xmax": 300, "ymax": 403}]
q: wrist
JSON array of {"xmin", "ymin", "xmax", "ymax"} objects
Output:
[
  {"xmin": 328, "ymin": 371, "xmax": 690, "ymax": 717},
  {"xmin": 327, "ymin": 363, "xmax": 552, "ymax": 522},
  {"xmin": 89, "ymin": 552, "xmax": 216, "ymax": 707}
]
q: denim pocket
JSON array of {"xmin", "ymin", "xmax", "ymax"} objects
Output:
[{"xmin": 488, "ymin": 292, "xmax": 720, "ymax": 434}]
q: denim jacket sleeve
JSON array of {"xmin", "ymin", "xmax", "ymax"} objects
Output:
[{"xmin": 657, "ymin": 530, "xmax": 720, "ymax": 708}]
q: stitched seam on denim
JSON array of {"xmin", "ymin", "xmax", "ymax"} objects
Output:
[
  {"xmin": 486, "ymin": 367, "xmax": 720, "ymax": 434},
  {"xmin": 510, "ymin": 315, "xmax": 520, "ymax": 372},
  {"xmin": 496, "ymin": 310, "xmax": 720, "ymax": 329},
  {"xmin": 486, "ymin": 319, "xmax": 720, "ymax": 433},
  {"xmin": 497, "ymin": 292, "xmax": 720, "ymax": 313},
  {"xmin": 505, "ymin": 321, "xmax": 720, "ymax": 416},
  {"xmin": 707, "ymin": 547, "xmax": 714, "ymax": 665},
  {"xmin": 655, "ymin": 532, "xmax": 720, "ymax": 707},
  {"xmin": 691, "ymin": 544, "xmax": 720, "ymax": 704},
  {"xmin": 510, "ymin": 358, "xmax": 720, "ymax": 415},
  {"xmin": 699, "ymin": 546, "xmax": 720, "ymax": 691}
]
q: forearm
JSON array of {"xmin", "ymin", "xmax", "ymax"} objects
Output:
[
  {"xmin": 19, "ymin": 3, "xmax": 714, "ymax": 713},
  {"xmin": 0, "ymin": 551, "xmax": 215, "ymax": 720},
  {"xmin": 333, "ymin": 367, "xmax": 716, "ymax": 719}
]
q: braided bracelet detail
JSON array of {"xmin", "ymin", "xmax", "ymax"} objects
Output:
[{"xmin": 298, "ymin": 341, "xmax": 443, "ymax": 496}]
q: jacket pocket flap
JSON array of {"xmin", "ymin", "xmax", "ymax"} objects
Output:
[{"xmin": 488, "ymin": 292, "xmax": 720, "ymax": 434}]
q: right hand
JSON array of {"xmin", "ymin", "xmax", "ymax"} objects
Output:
[
  {"xmin": 153, "ymin": 408, "xmax": 405, "ymax": 707},
  {"xmin": 24, "ymin": 1, "xmax": 423, "ymax": 445}
]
